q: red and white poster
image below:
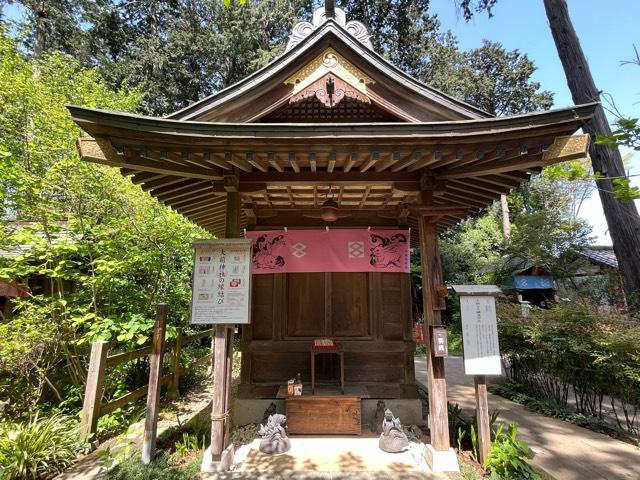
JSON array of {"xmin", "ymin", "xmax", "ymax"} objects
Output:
[{"xmin": 245, "ymin": 229, "xmax": 410, "ymax": 274}]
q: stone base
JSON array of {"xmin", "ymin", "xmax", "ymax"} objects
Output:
[
  {"xmin": 201, "ymin": 444, "xmax": 234, "ymax": 472},
  {"xmin": 232, "ymin": 399, "xmax": 285, "ymax": 426},
  {"xmin": 362, "ymin": 399, "xmax": 425, "ymax": 428},
  {"xmin": 424, "ymin": 444, "xmax": 459, "ymax": 472}
]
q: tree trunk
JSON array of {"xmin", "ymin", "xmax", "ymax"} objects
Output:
[
  {"xmin": 544, "ymin": 0, "xmax": 640, "ymax": 304},
  {"xmin": 500, "ymin": 194, "xmax": 511, "ymax": 241},
  {"xmin": 33, "ymin": 1, "xmax": 48, "ymax": 57}
]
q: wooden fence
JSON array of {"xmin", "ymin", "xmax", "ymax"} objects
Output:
[{"xmin": 80, "ymin": 323, "xmax": 214, "ymax": 441}]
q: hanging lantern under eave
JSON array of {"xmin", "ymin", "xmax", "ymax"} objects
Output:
[{"xmin": 320, "ymin": 198, "xmax": 339, "ymax": 222}]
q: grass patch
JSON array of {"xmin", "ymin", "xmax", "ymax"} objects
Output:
[{"xmin": 104, "ymin": 452, "xmax": 200, "ymax": 480}]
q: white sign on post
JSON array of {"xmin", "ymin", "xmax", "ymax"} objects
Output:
[
  {"xmin": 459, "ymin": 295, "xmax": 502, "ymax": 376},
  {"xmin": 190, "ymin": 239, "xmax": 253, "ymax": 325}
]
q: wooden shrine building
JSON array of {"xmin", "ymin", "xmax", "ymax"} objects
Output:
[{"xmin": 70, "ymin": 4, "xmax": 596, "ymax": 471}]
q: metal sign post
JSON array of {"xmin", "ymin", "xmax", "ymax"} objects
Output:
[{"xmin": 451, "ymin": 285, "xmax": 502, "ymax": 465}]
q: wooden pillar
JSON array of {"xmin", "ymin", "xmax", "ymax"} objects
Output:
[
  {"xmin": 142, "ymin": 303, "xmax": 168, "ymax": 464},
  {"xmin": 210, "ymin": 171, "xmax": 241, "ymax": 459},
  {"xmin": 474, "ymin": 375, "xmax": 491, "ymax": 464},
  {"xmin": 418, "ymin": 214, "xmax": 451, "ymax": 452},
  {"xmin": 211, "ymin": 325, "xmax": 230, "ymax": 457},
  {"xmin": 80, "ymin": 340, "xmax": 109, "ymax": 442}
]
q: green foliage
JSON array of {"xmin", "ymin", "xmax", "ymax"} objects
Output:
[
  {"xmin": 489, "ymin": 383, "xmax": 629, "ymax": 442},
  {"xmin": 172, "ymin": 432, "xmax": 205, "ymax": 458},
  {"xmin": 497, "ymin": 302, "xmax": 640, "ymax": 438},
  {"xmin": 440, "ymin": 213, "xmax": 504, "ymax": 285},
  {"xmin": 0, "ymin": 28, "xmax": 208, "ymax": 417},
  {"xmin": 596, "ymin": 117, "xmax": 640, "ymax": 153},
  {"xmin": 485, "ymin": 423, "xmax": 540, "ymax": 480},
  {"xmin": 0, "ymin": 412, "xmax": 88, "ymax": 479},
  {"xmin": 104, "ymin": 451, "xmax": 199, "ymax": 480},
  {"xmin": 448, "ymin": 40, "xmax": 554, "ymax": 116},
  {"xmin": 447, "ymin": 329, "xmax": 463, "ymax": 356}
]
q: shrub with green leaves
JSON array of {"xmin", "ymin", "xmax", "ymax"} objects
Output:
[
  {"xmin": 485, "ymin": 423, "xmax": 540, "ymax": 480},
  {"xmin": 498, "ymin": 302, "xmax": 640, "ymax": 438},
  {"xmin": 0, "ymin": 413, "xmax": 87, "ymax": 479}
]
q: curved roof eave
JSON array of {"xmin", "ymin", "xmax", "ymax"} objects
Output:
[
  {"xmin": 166, "ymin": 19, "xmax": 492, "ymax": 122},
  {"xmin": 69, "ymin": 102, "xmax": 597, "ymax": 140}
]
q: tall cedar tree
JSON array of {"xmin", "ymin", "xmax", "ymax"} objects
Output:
[{"xmin": 458, "ymin": 0, "xmax": 640, "ymax": 304}]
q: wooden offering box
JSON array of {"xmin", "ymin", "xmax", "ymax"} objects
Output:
[{"xmin": 286, "ymin": 395, "xmax": 361, "ymax": 435}]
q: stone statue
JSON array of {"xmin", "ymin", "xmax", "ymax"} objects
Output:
[
  {"xmin": 371, "ymin": 400, "xmax": 386, "ymax": 433},
  {"xmin": 258, "ymin": 413, "xmax": 291, "ymax": 455},
  {"xmin": 378, "ymin": 409, "xmax": 410, "ymax": 453},
  {"xmin": 261, "ymin": 402, "xmax": 277, "ymax": 425}
]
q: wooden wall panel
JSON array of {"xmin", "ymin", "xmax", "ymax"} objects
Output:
[
  {"xmin": 243, "ymin": 271, "xmax": 413, "ymax": 395},
  {"xmin": 286, "ymin": 273, "xmax": 325, "ymax": 337},
  {"xmin": 343, "ymin": 352, "xmax": 405, "ymax": 383},
  {"xmin": 330, "ymin": 272, "xmax": 370, "ymax": 337},
  {"xmin": 251, "ymin": 274, "xmax": 275, "ymax": 340},
  {"xmin": 251, "ymin": 352, "xmax": 310, "ymax": 383},
  {"xmin": 380, "ymin": 273, "xmax": 405, "ymax": 340}
]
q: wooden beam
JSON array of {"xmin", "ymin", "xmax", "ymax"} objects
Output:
[
  {"xmin": 140, "ymin": 176, "xmax": 185, "ymax": 192},
  {"xmin": 268, "ymin": 152, "xmax": 283, "ymax": 172},
  {"xmin": 407, "ymin": 150, "xmax": 447, "ymax": 172},
  {"xmin": 202, "ymin": 152, "xmax": 232, "ymax": 170},
  {"xmin": 391, "ymin": 150, "xmax": 422, "ymax": 172},
  {"xmin": 327, "ymin": 151, "xmax": 336, "ymax": 173},
  {"xmin": 288, "ymin": 152, "xmax": 300, "ymax": 172},
  {"xmin": 375, "ymin": 151, "xmax": 401, "ymax": 172},
  {"xmin": 239, "ymin": 170, "xmax": 417, "ymax": 185},
  {"xmin": 309, "ymin": 152, "xmax": 317, "ymax": 172},
  {"xmin": 410, "ymin": 206, "xmax": 471, "ymax": 216},
  {"xmin": 245, "ymin": 152, "xmax": 267, "ymax": 173},
  {"xmin": 155, "ymin": 183, "xmax": 214, "ymax": 203},
  {"xmin": 77, "ymin": 137, "xmax": 223, "ymax": 180},
  {"xmin": 344, "ymin": 151, "xmax": 358, "ymax": 172},
  {"xmin": 359, "ymin": 151, "xmax": 379, "ymax": 172},
  {"xmin": 439, "ymin": 152, "xmax": 545, "ymax": 179},
  {"xmin": 225, "ymin": 152, "xmax": 252, "ymax": 172},
  {"xmin": 132, "ymin": 172, "xmax": 167, "ymax": 186}
]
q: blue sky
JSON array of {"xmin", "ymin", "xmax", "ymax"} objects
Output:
[
  {"xmin": 5, "ymin": 1, "xmax": 639, "ymax": 243},
  {"xmin": 432, "ymin": 0, "xmax": 640, "ymax": 243}
]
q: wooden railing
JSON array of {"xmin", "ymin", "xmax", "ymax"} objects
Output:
[{"xmin": 79, "ymin": 318, "xmax": 214, "ymax": 441}]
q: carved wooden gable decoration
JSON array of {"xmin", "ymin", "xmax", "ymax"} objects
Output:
[{"xmin": 286, "ymin": 49, "xmax": 373, "ymax": 108}]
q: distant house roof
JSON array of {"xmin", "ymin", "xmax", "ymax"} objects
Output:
[
  {"xmin": 0, "ymin": 221, "xmax": 75, "ymax": 259},
  {"xmin": 579, "ymin": 246, "xmax": 618, "ymax": 269}
]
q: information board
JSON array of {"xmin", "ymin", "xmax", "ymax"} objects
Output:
[
  {"xmin": 190, "ymin": 239, "xmax": 253, "ymax": 325},
  {"xmin": 460, "ymin": 295, "xmax": 502, "ymax": 375}
]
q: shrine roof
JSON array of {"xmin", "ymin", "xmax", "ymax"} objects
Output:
[
  {"xmin": 165, "ymin": 9, "xmax": 490, "ymax": 123},
  {"xmin": 68, "ymin": 102, "xmax": 597, "ymax": 242}
]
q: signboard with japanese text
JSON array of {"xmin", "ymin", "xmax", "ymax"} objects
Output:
[
  {"xmin": 459, "ymin": 295, "xmax": 502, "ymax": 375},
  {"xmin": 190, "ymin": 239, "xmax": 253, "ymax": 325}
]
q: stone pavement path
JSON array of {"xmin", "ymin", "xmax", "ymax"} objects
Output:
[
  {"xmin": 415, "ymin": 356, "xmax": 640, "ymax": 480},
  {"xmin": 200, "ymin": 472, "xmax": 442, "ymax": 479}
]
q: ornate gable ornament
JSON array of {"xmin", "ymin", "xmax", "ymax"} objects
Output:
[
  {"xmin": 285, "ymin": 48, "xmax": 374, "ymax": 108},
  {"xmin": 286, "ymin": 7, "xmax": 373, "ymax": 52}
]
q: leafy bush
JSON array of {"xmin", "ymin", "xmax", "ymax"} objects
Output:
[
  {"xmin": 497, "ymin": 302, "xmax": 640, "ymax": 438},
  {"xmin": 485, "ymin": 423, "xmax": 540, "ymax": 480},
  {"xmin": 0, "ymin": 413, "xmax": 87, "ymax": 479}
]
